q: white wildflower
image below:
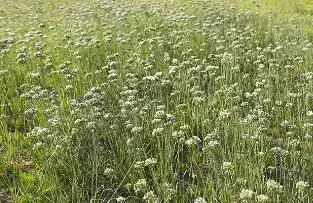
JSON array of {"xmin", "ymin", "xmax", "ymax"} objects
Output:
[
  {"xmin": 296, "ymin": 181, "xmax": 309, "ymax": 191},
  {"xmin": 194, "ymin": 197, "xmax": 207, "ymax": 203},
  {"xmin": 239, "ymin": 189, "xmax": 254, "ymax": 200},
  {"xmin": 256, "ymin": 194, "xmax": 270, "ymax": 202},
  {"xmin": 222, "ymin": 162, "xmax": 234, "ymax": 172},
  {"xmin": 134, "ymin": 179, "xmax": 147, "ymax": 193},
  {"xmin": 266, "ymin": 179, "xmax": 283, "ymax": 193},
  {"xmin": 143, "ymin": 191, "xmax": 158, "ymax": 203},
  {"xmin": 116, "ymin": 196, "xmax": 126, "ymax": 202}
]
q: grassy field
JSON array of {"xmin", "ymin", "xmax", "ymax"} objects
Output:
[
  {"xmin": 231, "ymin": 0, "xmax": 313, "ymax": 39},
  {"xmin": 1, "ymin": 0, "xmax": 313, "ymax": 202}
]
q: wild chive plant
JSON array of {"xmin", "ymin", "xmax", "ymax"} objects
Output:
[{"xmin": 1, "ymin": 0, "xmax": 313, "ymax": 202}]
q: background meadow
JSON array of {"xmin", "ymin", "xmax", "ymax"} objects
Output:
[{"xmin": 1, "ymin": 0, "xmax": 313, "ymax": 202}]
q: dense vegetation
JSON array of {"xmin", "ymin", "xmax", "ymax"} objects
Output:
[{"xmin": 1, "ymin": 0, "xmax": 313, "ymax": 202}]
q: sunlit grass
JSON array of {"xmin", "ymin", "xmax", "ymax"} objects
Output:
[
  {"xmin": 232, "ymin": 0, "xmax": 313, "ymax": 41},
  {"xmin": 1, "ymin": 0, "xmax": 313, "ymax": 202}
]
